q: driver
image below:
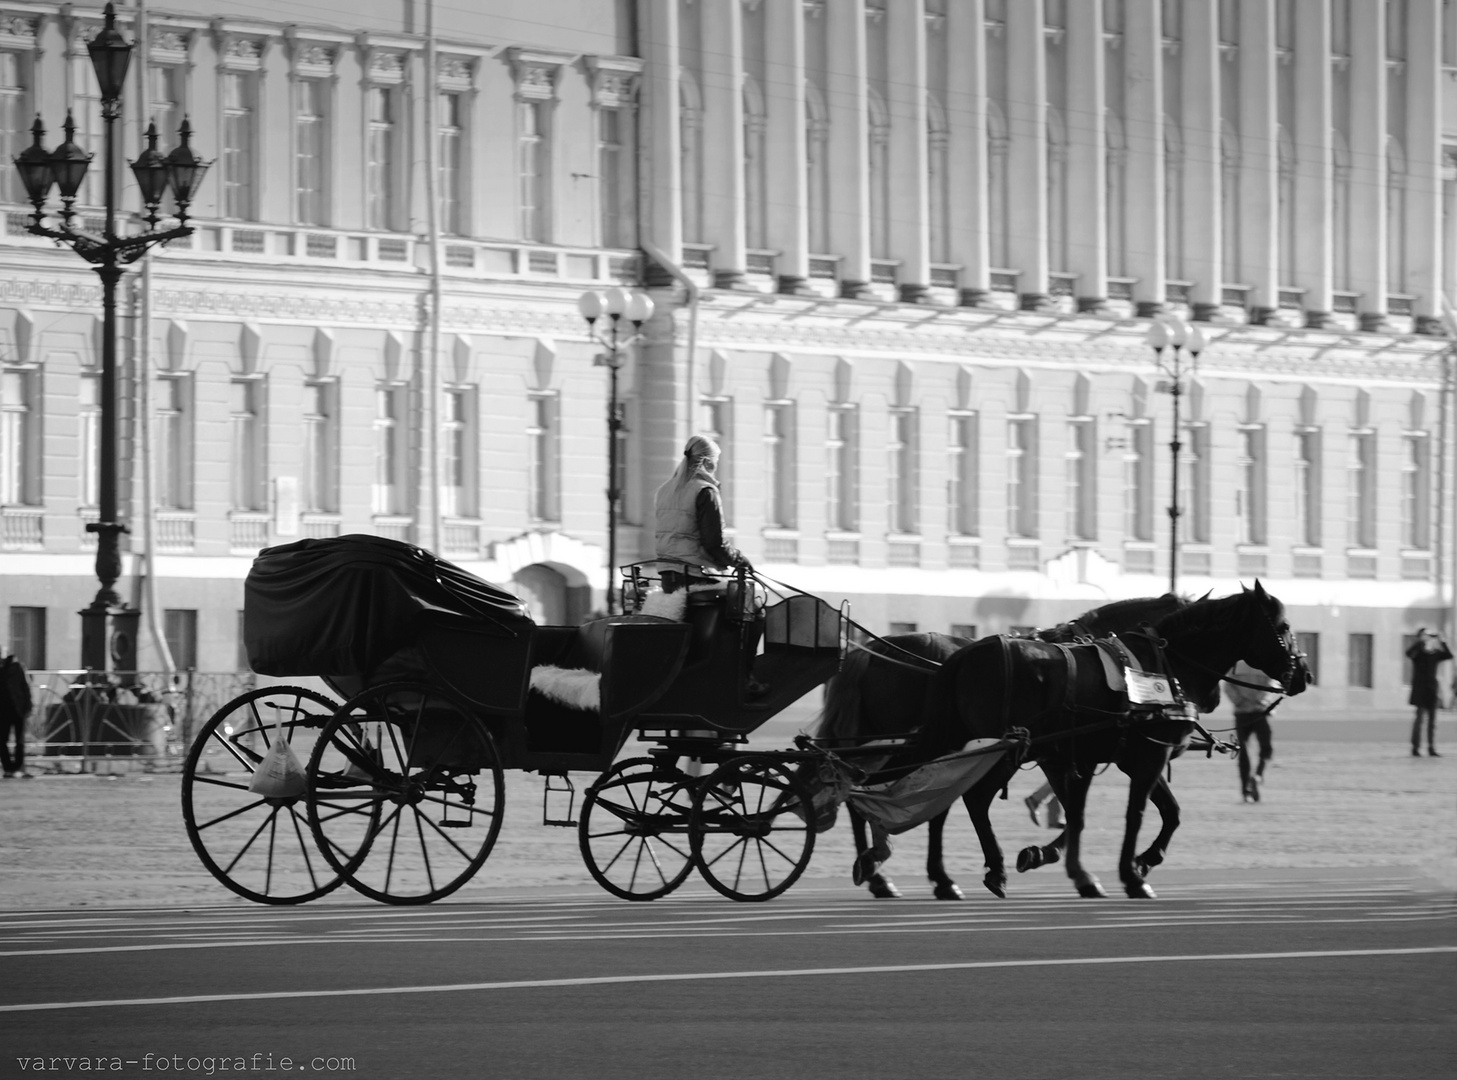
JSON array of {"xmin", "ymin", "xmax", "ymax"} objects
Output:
[{"xmin": 653, "ymin": 434, "xmax": 752, "ymax": 594}]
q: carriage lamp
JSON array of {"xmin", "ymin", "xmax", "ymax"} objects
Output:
[
  {"xmin": 578, "ymin": 287, "xmax": 657, "ymax": 613},
  {"xmin": 9, "ymin": 1, "xmax": 212, "ymax": 675},
  {"xmin": 1146, "ymin": 315, "xmax": 1208, "ymax": 595}
]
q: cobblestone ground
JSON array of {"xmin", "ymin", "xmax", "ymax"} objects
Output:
[{"xmin": 2, "ymin": 715, "xmax": 1452, "ymax": 910}]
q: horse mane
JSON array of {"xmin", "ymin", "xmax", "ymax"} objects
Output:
[
  {"xmin": 1151, "ymin": 590, "xmax": 1258, "ymax": 639},
  {"xmin": 813, "ymin": 632, "xmax": 966, "ymax": 741},
  {"xmin": 1043, "ymin": 593, "xmax": 1190, "ymax": 641}
]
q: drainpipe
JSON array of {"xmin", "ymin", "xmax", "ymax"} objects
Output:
[
  {"xmin": 640, "ymin": 237, "xmax": 699, "ymax": 439},
  {"xmin": 422, "ymin": 0, "xmax": 443, "ymax": 553},
  {"xmin": 132, "ymin": 0, "xmax": 175, "ymax": 675}
]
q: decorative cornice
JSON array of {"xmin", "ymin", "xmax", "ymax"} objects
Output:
[
  {"xmin": 585, "ymin": 54, "xmax": 642, "ymax": 108},
  {"xmin": 149, "ymin": 27, "xmax": 191, "ymax": 65},
  {"xmin": 437, "ymin": 54, "xmax": 474, "ymax": 92},
  {"xmin": 509, "ymin": 47, "xmax": 572, "ymax": 101},
  {"xmin": 0, "ymin": 14, "xmax": 39, "ymax": 49}
]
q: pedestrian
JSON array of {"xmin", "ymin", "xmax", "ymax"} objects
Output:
[
  {"xmin": 653, "ymin": 434, "xmax": 765, "ymax": 697},
  {"xmin": 1405, "ymin": 628, "xmax": 1452, "ymax": 758},
  {"xmin": 1223, "ymin": 659, "xmax": 1281, "ymax": 802},
  {"xmin": 1024, "ymin": 780, "xmax": 1064, "ymax": 829},
  {"xmin": 0, "ymin": 652, "xmax": 34, "ymax": 779}
]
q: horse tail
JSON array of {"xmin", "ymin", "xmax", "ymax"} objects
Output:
[{"xmin": 814, "ymin": 647, "xmax": 872, "ymax": 740}]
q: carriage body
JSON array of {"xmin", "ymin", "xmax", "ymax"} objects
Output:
[{"xmin": 185, "ymin": 537, "xmax": 847, "ymax": 907}]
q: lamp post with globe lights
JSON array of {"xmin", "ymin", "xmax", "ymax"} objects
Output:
[
  {"xmin": 1145, "ymin": 315, "xmax": 1206, "ymax": 595},
  {"xmin": 577, "ymin": 287, "xmax": 655, "ymax": 613},
  {"xmin": 10, "ymin": 2, "xmax": 209, "ymax": 673}
]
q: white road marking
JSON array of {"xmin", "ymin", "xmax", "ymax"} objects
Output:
[{"xmin": 1, "ymin": 946, "xmax": 1451, "ymax": 1013}]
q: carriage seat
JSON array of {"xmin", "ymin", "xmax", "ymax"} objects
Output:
[{"xmin": 527, "ymin": 615, "xmax": 693, "ymax": 717}]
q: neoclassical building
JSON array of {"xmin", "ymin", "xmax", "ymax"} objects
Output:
[{"xmin": 2, "ymin": 0, "xmax": 1455, "ymax": 716}]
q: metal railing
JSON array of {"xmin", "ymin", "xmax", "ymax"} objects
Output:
[{"xmin": 23, "ymin": 670, "xmax": 257, "ymax": 772}]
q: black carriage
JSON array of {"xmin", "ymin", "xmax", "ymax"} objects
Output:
[{"xmin": 181, "ymin": 535, "xmax": 846, "ymax": 906}]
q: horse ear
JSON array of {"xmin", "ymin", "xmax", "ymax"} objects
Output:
[
  {"xmin": 1253, "ymin": 579, "xmax": 1269, "ymax": 599},
  {"xmin": 1198, "ymin": 589, "xmax": 1213, "ymax": 602}
]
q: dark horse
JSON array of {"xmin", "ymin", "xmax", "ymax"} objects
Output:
[
  {"xmin": 819, "ymin": 594, "xmax": 1189, "ymax": 900},
  {"xmin": 923, "ymin": 582, "xmax": 1309, "ymax": 898}
]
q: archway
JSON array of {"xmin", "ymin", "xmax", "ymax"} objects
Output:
[{"xmin": 512, "ymin": 563, "xmax": 593, "ymax": 626}]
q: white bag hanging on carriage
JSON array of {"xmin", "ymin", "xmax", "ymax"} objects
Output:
[
  {"xmin": 847, "ymin": 738, "xmax": 1013, "ymax": 837},
  {"xmin": 248, "ymin": 714, "xmax": 308, "ymax": 798}
]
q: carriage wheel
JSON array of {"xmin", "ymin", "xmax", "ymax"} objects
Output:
[
  {"xmin": 690, "ymin": 756, "xmax": 815, "ymax": 902},
  {"xmin": 306, "ymin": 682, "xmax": 504, "ymax": 905},
  {"xmin": 181, "ymin": 685, "xmax": 357, "ymax": 905},
  {"xmin": 579, "ymin": 758, "xmax": 697, "ymax": 901}
]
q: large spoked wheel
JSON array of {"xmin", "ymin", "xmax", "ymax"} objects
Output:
[
  {"xmin": 579, "ymin": 757, "xmax": 697, "ymax": 901},
  {"xmin": 306, "ymin": 682, "xmax": 504, "ymax": 905},
  {"xmin": 690, "ymin": 756, "xmax": 815, "ymax": 902},
  {"xmin": 181, "ymin": 685, "xmax": 353, "ymax": 905}
]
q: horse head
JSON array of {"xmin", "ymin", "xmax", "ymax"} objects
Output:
[{"xmin": 1240, "ymin": 580, "xmax": 1309, "ymax": 696}]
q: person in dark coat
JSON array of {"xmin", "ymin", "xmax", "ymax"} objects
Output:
[{"xmin": 1405, "ymin": 628, "xmax": 1452, "ymax": 757}]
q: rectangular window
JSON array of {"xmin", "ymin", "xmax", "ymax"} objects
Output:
[
  {"xmin": 1294, "ymin": 428, "xmax": 1321, "ymax": 547},
  {"xmin": 295, "ymin": 78, "xmax": 327, "ymax": 226},
  {"xmin": 826, "ymin": 406, "xmax": 858, "ymax": 532},
  {"xmin": 78, "ymin": 373, "xmax": 99, "ymax": 508},
  {"xmin": 1124, "ymin": 419, "xmax": 1153, "ymax": 541},
  {"xmin": 438, "ymin": 91, "xmax": 464, "ymax": 236},
  {"xmin": 164, "ymin": 609, "xmax": 198, "ymax": 671},
  {"xmin": 0, "ymin": 51, "xmax": 31, "ymax": 206},
  {"xmin": 0, "ymin": 369, "xmax": 35, "ymax": 505},
  {"xmin": 1182, "ymin": 421, "xmax": 1211, "ymax": 543},
  {"xmin": 1347, "ymin": 632, "xmax": 1374, "ymax": 688},
  {"xmin": 888, "ymin": 621, "xmax": 918, "ymax": 635},
  {"xmin": 154, "ymin": 376, "xmax": 192, "ymax": 510},
  {"xmin": 1238, "ymin": 424, "xmax": 1268, "ymax": 545},
  {"xmin": 1065, "ymin": 417, "xmax": 1096, "ymax": 541},
  {"xmin": 1401, "ymin": 432, "xmax": 1430, "ymax": 550},
  {"xmin": 441, "ymin": 388, "xmax": 477, "ymax": 518},
  {"xmin": 598, "ymin": 106, "xmax": 627, "ymax": 247},
  {"xmin": 229, "ymin": 379, "xmax": 262, "ymax": 511},
  {"xmin": 1006, "ymin": 417, "xmax": 1037, "ymax": 538},
  {"xmin": 222, "ymin": 72, "xmax": 257, "ymax": 220},
  {"xmin": 301, "ymin": 381, "xmax": 338, "ymax": 513},
  {"xmin": 518, "ymin": 100, "xmax": 549, "ymax": 241},
  {"xmin": 888, "ymin": 409, "xmax": 918, "ymax": 534},
  {"xmin": 1347, "ymin": 430, "xmax": 1376, "ymax": 548},
  {"xmin": 950, "ymin": 623, "xmax": 977, "ymax": 640},
  {"xmin": 948, "ymin": 412, "xmax": 979, "ymax": 537},
  {"xmin": 700, "ymin": 399, "xmax": 733, "ymax": 527},
  {"xmin": 8, "ymin": 606, "xmax": 45, "ymax": 670},
  {"xmin": 764, "ymin": 403, "xmax": 796, "ymax": 529},
  {"xmin": 149, "ymin": 64, "xmax": 182, "ymax": 150},
  {"xmin": 371, "ymin": 386, "xmax": 403, "ymax": 516},
  {"xmin": 367, "ymin": 87, "xmax": 399, "ymax": 231},
  {"xmin": 1296, "ymin": 631, "xmax": 1319, "ymax": 686},
  {"xmin": 527, "ymin": 394, "xmax": 560, "ymax": 523}
]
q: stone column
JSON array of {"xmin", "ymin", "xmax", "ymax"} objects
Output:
[
  {"xmin": 825, "ymin": 0, "xmax": 873, "ymax": 298},
  {"xmin": 1065, "ymin": 0, "xmax": 1107, "ymax": 312},
  {"xmin": 945, "ymin": 0, "xmax": 990, "ymax": 307},
  {"xmin": 1405, "ymin": 0, "xmax": 1444, "ymax": 335},
  {"xmin": 1006, "ymin": 0, "xmax": 1049, "ymax": 309},
  {"xmin": 1239, "ymin": 0, "xmax": 1280, "ymax": 324},
  {"xmin": 639, "ymin": 0, "xmax": 682, "ymax": 277},
  {"xmin": 1293, "ymin": 0, "xmax": 1334, "ymax": 326},
  {"xmin": 1348, "ymin": 0, "xmax": 1388, "ymax": 330},
  {"xmin": 765, "ymin": 0, "xmax": 812, "ymax": 294},
  {"xmin": 1124, "ymin": 0, "xmax": 1164, "ymax": 316},
  {"xmin": 1182, "ymin": 0, "xmax": 1222, "ymax": 322},
  {"xmin": 699, "ymin": 0, "xmax": 747, "ymax": 288},
  {"xmin": 886, "ymin": 0, "xmax": 931, "ymax": 302}
]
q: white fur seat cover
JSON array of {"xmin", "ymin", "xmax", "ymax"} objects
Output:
[{"xmin": 529, "ymin": 665, "xmax": 601, "ymax": 711}]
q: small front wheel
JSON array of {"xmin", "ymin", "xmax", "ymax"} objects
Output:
[
  {"xmin": 306, "ymin": 682, "xmax": 504, "ymax": 905},
  {"xmin": 690, "ymin": 757, "xmax": 815, "ymax": 902},
  {"xmin": 579, "ymin": 758, "xmax": 696, "ymax": 901}
]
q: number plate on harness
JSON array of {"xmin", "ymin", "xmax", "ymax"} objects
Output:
[{"xmin": 1125, "ymin": 669, "xmax": 1178, "ymax": 706}]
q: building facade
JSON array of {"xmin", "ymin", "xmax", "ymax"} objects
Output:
[{"xmin": 2, "ymin": 0, "xmax": 1456, "ymax": 717}]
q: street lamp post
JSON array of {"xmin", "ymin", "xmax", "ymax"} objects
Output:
[
  {"xmin": 1146, "ymin": 315, "xmax": 1206, "ymax": 595},
  {"xmin": 576, "ymin": 287, "xmax": 655, "ymax": 614},
  {"xmin": 10, "ymin": 2, "xmax": 209, "ymax": 673}
]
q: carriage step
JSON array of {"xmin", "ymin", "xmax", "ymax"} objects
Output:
[{"xmin": 542, "ymin": 772, "xmax": 577, "ymax": 827}]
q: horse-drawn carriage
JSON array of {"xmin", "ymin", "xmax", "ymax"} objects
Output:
[{"xmin": 181, "ymin": 534, "xmax": 848, "ymax": 905}]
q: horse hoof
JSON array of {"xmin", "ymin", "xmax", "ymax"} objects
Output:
[
  {"xmin": 851, "ymin": 856, "xmax": 871, "ymax": 887},
  {"xmin": 1124, "ymin": 881, "xmax": 1157, "ymax": 899},
  {"xmin": 1076, "ymin": 879, "xmax": 1107, "ymax": 899},
  {"xmin": 869, "ymin": 878, "xmax": 901, "ymax": 899},
  {"xmin": 933, "ymin": 882, "xmax": 965, "ymax": 901},
  {"xmin": 983, "ymin": 873, "xmax": 1007, "ymax": 899},
  {"xmin": 1016, "ymin": 846, "xmax": 1044, "ymax": 873}
]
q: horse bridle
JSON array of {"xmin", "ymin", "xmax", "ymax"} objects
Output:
[{"xmin": 1158, "ymin": 599, "xmax": 1305, "ymax": 698}]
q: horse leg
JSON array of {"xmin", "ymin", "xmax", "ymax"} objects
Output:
[
  {"xmin": 1057, "ymin": 766, "xmax": 1105, "ymax": 898},
  {"xmin": 925, "ymin": 808, "xmax": 964, "ymax": 900},
  {"xmin": 1132, "ymin": 773, "xmax": 1180, "ymax": 879},
  {"xmin": 1118, "ymin": 751, "xmax": 1169, "ymax": 899},
  {"xmin": 849, "ymin": 805, "xmax": 900, "ymax": 898},
  {"xmin": 1017, "ymin": 766, "xmax": 1069, "ymax": 873},
  {"xmin": 965, "ymin": 758, "xmax": 1019, "ymax": 898}
]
